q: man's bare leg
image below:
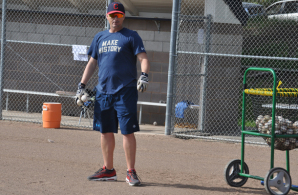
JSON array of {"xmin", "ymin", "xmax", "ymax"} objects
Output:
[
  {"xmin": 101, "ymin": 132, "xmax": 115, "ymax": 169},
  {"xmin": 123, "ymin": 133, "xmax": 136, "ymax": 169}
]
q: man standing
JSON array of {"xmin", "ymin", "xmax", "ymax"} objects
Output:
[{"xmin": 76, "ymin": 2, "xmax": 150, "ymax": 186}]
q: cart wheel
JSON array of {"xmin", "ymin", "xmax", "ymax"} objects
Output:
[
  {"xmin": 264, "ymin": 167, "xmax": 291, "ymax": 195},
  {"xmin": 224, "ymin": 159, "xmax": 249, "ymax": 187}
]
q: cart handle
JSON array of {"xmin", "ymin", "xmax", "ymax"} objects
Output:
[
  {"xmin": 243, "ymin": 67, "xmax": 277, "ymax": 90},
  {"xmin": 242, "ymin": 67, "xmax": 278, "ymax": 171}
]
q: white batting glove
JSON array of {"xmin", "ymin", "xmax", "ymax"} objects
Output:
[
  {"xmin": 137, "ymin": 73, "xmax": 149, "ymax": 92},
  {"xmin": 76, "ymin": 82, "xmax": 87, "ymax": 99}
]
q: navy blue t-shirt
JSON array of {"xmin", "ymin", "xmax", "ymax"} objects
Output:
[{"xmin": 88, "ymin": 28, "xmax": 146, "ymax": 94}]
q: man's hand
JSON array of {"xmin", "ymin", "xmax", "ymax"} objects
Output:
[
  {"xmin": 137, "ymin": 73, "xmax": 149, "ymax": 92},
  {"xmin": 76, "ymin": 82, "xmax": 87, "ymax": 99}
]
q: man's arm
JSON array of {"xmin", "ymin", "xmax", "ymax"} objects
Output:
[
  {"xmin": 76, "ymin": 57, "xmax": 97, "ymax": 101},
  {"xmin": 81, "ymin": 57, "xmax": 98, "ymax": 84},
  {"xmin": 136, "ymin": 52, "xmax": 150, "ymax": 92},
  {"xmin": 137, "ymin": 52, "xmax": 150, "ymax": 74}
]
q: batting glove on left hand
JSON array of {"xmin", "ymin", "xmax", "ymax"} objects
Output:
[
  {"xmin": 76, "ymin": 82, "xmax": 87, "ymax": 99},
  {"xmin": 137, "ymin": 73, "xmax": 149, "ymax": 92}
]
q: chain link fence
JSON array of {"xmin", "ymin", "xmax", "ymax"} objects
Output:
[
  {"xmin": 1, "ymin": 0, "xmax": 298, "ymax": 143},
  {"xmin": 171, "ymin": 0, "xmax": 298, "ymax": 144},
  {"xmin": 1, "ymin": 0, "xmax": 107, "ymax": 128}
]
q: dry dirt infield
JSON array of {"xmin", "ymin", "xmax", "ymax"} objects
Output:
[{"xmin": 1, "ymin": 120, "xmax": 298, "ymax": 195}]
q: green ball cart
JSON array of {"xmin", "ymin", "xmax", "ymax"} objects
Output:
[{"xmin": 224, "ymin": 67, "xmax": 298, "ymax": 195}]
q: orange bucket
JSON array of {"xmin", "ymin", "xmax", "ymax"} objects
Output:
[{"xmin": 42, "ymin": 102, "xmax": 62, "ymax": 128}]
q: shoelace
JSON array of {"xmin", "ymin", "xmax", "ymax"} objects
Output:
[
  {"xmin": 128, "ymin": 171, "xmax": 142, "ymax": 182},
  {"xmin": 95, "ymin": 168, "xmax": 105, "ymax": 173}
]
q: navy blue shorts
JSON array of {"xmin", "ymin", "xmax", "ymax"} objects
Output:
[{"xmin": 93, "ymin": 87, "xmax": 140, "ymax": 135}]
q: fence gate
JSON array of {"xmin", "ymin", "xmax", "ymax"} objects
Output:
[{"xmin": 171, "ymin": 1, "xmax": 211, "ymax": 137}]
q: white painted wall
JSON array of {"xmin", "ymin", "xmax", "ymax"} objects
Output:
[{"xmin": 205, "ymin": 0, "xmax": 240, "ymax": 25}]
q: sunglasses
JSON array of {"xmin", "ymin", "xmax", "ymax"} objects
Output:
[{"xmin": 109, "ymin": 13, "xmax": 124, "ymax": 18}]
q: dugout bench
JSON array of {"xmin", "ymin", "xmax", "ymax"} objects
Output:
[{"xmin": 3, "ymin": 89, "xmax": 167, "ymax": 125}]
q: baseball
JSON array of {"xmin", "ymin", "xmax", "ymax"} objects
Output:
[
  {"xmin": 264, "ymin": 115, "xmax": 271, "ymax": 120},
  {"xmin": 275, "ymin": 130, "xmax": 281, "ymax": 135},
  {"xmin": 77, "ymin": 99, "xmax": 83, "ymax": 106},
  {"xmin": 81, "ymin": 95, "xmax": 88, "ymax": 102},
  {"xmin": 284, "ymin": 140, "xmax": 290, "ymax": 147},
  {"xmin": 293, "ymin": 121, "xmax": 298, "ymax": 129},
  {"xmin": 255, "ymin": 119, "xmax": 259, "ymax": 126},
  {"xmin": 287, "ymin": 129, "xmax": 294, "ymax": 134},
  {"xmin": 153, "ymin": 121, "xmax": 157, "ymax": 126},
  {"xmin": 287, "ymin": 121, "xmax": 293, "ymax": 128},
  {"xmin": 275, "ymin": 123, "xmax": 280, "ymax": 130},
  {"xmin": 257, "ymin": 115, "xmax": 264, "ymax": 120}
]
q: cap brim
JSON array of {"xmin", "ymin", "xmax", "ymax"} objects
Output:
[{"xmin": 107, "ymin": 11, "xmax": 125, "ymax": 15}]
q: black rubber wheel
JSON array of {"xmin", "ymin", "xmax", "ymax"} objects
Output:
[
  {"xmin": 224, "ymin": 159, "xmax": 249, "ymax": 187},
  {"xmin": 264, "ymin": 167, "xmax": 291, "ymax": 195}
]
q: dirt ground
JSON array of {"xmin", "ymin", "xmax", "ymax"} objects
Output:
[{"xmin": 1, "ymin": 120, "xmax": 298, "ymax": 195}]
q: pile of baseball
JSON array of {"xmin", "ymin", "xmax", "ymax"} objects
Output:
[{"xmin": 256, "ymin": 115, "xmax": 298, "ymax": 150}]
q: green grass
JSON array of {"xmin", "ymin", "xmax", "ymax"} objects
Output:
[{"xmin": 238, "ymin": 119, "xmax": 256, "ymax": 128}]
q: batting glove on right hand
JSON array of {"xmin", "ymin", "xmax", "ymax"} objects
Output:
[
  {"xmin": 137, "ymin": 73, "xmax": 149, "ymax": 92},
  {"xmin": 76, "ymin": 82, "xmax": 87, "ymax": 99}
]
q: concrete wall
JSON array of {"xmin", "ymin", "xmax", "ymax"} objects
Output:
[{"xmin": 125, "ymin": 19, "xmax": 171, "ymax": 125}]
